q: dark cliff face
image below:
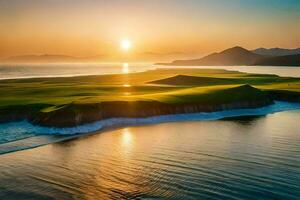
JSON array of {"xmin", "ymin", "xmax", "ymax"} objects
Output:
[
  {"xmin": 30, "ymin": 99, "xmax": 273, "ymax": 127},
  {"xmin": 29, "ymin": 84, "xmax": 275, "ymax": 127},
  {"xmin": 268, "ymin": 90, "xmax": 300, "ymax": 102},
  {"xmin": 0, "ymin": 104, "xmax": 49, "ymax": 123},
  {"xmin": 1, "ymin": 85, "xmax": 300, "ymax": 128}
]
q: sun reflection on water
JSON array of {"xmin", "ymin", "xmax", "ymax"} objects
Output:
[
  {"xmin": 123, "ymin": 92, "xmax": 131, "ymax": 96},
  {"xmin": 121, "ymin": 128, "xmax": 134, "ymax": 155},
  {"xmin": 2, "ymin": 111, "xmax": 300, "ymax": 199},
  {"xmin": 122, "ymin": 63, "xmax": 129, "ymax": 73}
]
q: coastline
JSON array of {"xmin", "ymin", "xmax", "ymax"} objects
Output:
[
  {"xmin": 1, "ymin": 67, "xmax": 300, "ymax": 155},
  {"xmin": 1, "ymin": 101, "xmax": 300, "ymax": 155},
  {"xmin": 1, "ymin": 68, "xmax": 300, "ymax": 128},
  {"xmin": 1, "ymin": 84, "xmax": 276, "ymax": 127}
]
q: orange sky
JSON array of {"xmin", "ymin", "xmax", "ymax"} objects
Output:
[{"xmin": 0, "ymin": 0, "xmax": 299, "ymax": 60}]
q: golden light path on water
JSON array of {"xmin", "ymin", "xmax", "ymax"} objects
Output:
[
  {"xmin": 120, "ymin": 128, "xmax": 134, "ymax": 156},
  {"xmin": 122, "ymin": 63, "xmax": 129, "ymax": 74},
  {"xmin": 0, "ymin": 110, "xmax": 300, "ymax": 199}
]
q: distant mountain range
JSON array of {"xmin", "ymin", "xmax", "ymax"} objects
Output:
[
  {"xmin": 158, "ymin": 46, "xmax": 300, "ymax": 66},
  {"xmin": 0, "ymin": 52, "xmax": 184, "ymax": 63},
  {"xmin": 2, "ymin": 54, "xmax": 79, "ymax": 63},
  {"xmin": 0, "ymin": 54, "xmax": 105, "ymax": 63},
  {"xmin": 252, "ymin": 48, "xmax": 300, "ymax": 56},
  {"xmin": 253, "ymin": 54, "xmax": 300, "ymax": 66},
  {"xmin": 2, "ymin": 47, "xmax": 300, "ymax": 66}
]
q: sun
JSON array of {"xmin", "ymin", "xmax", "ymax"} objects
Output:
[{"xmin": 121, "ymin": 39, "xmax": 131, "ymax": 51}]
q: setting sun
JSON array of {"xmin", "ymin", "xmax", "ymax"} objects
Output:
[
  {"xmin": 1, "ymin": 1, "xmax": 300, "ymax": 199},
  {"xmin": 121, "ymin": 39, "xmax": 131, "ymax": 51}
]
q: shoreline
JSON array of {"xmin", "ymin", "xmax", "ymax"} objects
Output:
[
  {"xmin": 1, "ymin": 84, "xmax": 277, "ymax": 128},
  {"xmin": 1, "ymin": 101, "xmax": 300, "ymax": 155},
  {"xmin": 1, "ymin": 65, "xmax": 300, "ymax": 81}
]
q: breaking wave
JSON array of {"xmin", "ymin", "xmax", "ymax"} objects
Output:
[{"xmin": 1, "ymin": 101, "xmax": 300, "ymax": 155}]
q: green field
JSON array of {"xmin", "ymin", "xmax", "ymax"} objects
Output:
[
  {"xmin": 1, "ymin": 68, "xmax": 300, "ymax": 126},
  {"xmin": 1, "ymin": 68, "xmax": 300, "ymax": 108},
  {"xmin": 0, "ymin": 69, "xmax": 300, "ymax": 108}
]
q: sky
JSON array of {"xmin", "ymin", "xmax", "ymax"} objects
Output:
[{"xmin": 0, "ymin": 0, "xmax": 299, "ymax": 60}]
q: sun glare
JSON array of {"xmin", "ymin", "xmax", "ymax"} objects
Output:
[
  {"xmin": 121, "ymin": 128, "xmax": 134, "ymax": 155},
  {"xmin": 122, "ymin": 62, "xmax": 129, "ymax": 73},
  {"xmin": 121, "ymin": 39, "xmax": 131, "ymax": 51}
]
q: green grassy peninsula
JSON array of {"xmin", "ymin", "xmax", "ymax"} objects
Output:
[{"xmin": 0, "ymin": 68, "xmax": 299, "ymax": 127}]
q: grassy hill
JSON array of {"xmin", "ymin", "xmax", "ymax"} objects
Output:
[{"xmin": 0, "ymin": 68, "xmax": 299, "ymax": 126}]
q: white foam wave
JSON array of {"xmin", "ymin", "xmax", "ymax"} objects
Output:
[
  {"xmin": 0, "ymin": 101, "xmax": 300, "ymax": 155},
  {"xmin": 1, "ymin": 101, "xmax": 300, "ymax": 137}
]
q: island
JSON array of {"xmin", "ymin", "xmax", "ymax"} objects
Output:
[
  {"xmin": 157, "ymin": 46, "xmax": 300, "ymax": 66},
  {"xmin": 0, "ymin": 68, "xmax": 300, "ymax": 128}
]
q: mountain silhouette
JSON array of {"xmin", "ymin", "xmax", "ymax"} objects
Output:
[
  {"xmin": 252, "ymin": 48, "xmax": 300, "ymax": 56},
  {"xmin": 1, "ymin": 54, "xmax": 82, "ymax": 63},
  {"xmin": 254, "ymin": 54, "xmax": 300, "ymax": 66},
  {"xmin": 0, "ymin": 54, "xmax": 107, "ymax": 63},
  {"xmin": 158, "ymin": 46, "xmax": 300, "ymax": 66},
  {"xmin": 164, "ymin": 46, "xmax": 264, "ymax": 66}
]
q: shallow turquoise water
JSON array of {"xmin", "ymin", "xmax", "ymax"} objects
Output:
[{"xmin": 0, "ymin": 110, "xmax": 299, "ymax": 199}]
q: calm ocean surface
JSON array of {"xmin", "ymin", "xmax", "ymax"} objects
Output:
[
  {"xmin": 0, "ymin": 110, "xmax": 300, "ymax": 200},
  {"xmin": 1, "ymin": 63, "xmax": 300, "ymax": 79}
]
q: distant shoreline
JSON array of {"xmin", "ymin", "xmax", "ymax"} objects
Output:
[{"xmin": 1, "ymin": 64, "xmax": 300, "ymax": 81}]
